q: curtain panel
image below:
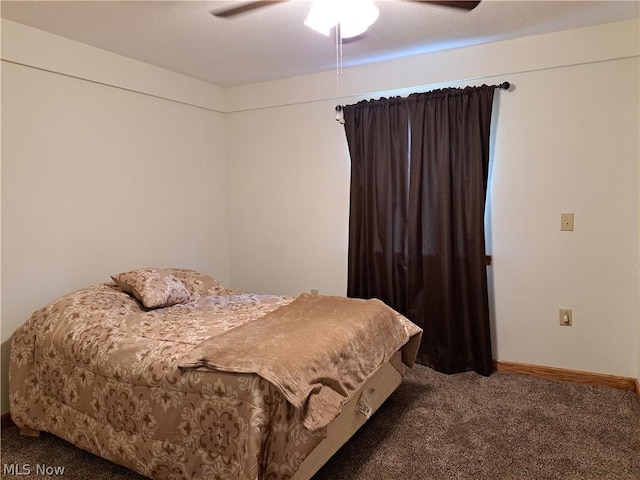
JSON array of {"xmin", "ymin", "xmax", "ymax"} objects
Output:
[{"xmin": 343, "ymin": 85, "xmax": 496, "ymax": 376}]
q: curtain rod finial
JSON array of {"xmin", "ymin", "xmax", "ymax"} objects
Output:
[{"xmin": 499, "ymin": 82, "xmax": 511, "ymax": 90}]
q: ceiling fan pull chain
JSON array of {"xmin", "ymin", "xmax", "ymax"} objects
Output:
[{"xmin": 335, "ymin": 23, "xmax": 345, "ymax": 124}]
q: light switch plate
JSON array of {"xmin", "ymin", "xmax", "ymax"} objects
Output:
[{"xmin": 561, "ymin": 213, "xmax": 574, "ymax": 231}]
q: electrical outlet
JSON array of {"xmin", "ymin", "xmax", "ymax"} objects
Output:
[{"xmin": 559, "ymin": 309, "xmax": 572, "ymax": 326}]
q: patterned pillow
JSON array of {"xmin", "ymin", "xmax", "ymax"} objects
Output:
[
  {"xmin": 111, "ymin": 268, "xmax": 191, "ymax": 308},
  {"xmin": 165, "ymin": 268, "xmax": 236, "ymax": 297}
]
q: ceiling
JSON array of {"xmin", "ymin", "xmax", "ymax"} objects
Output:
[{"xmin": 1, "ymin": 1, "xmax": 638, "ymax": 88}]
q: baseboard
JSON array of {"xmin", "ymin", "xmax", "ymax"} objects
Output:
[
  {"xmin": 494, "ymin": 361, "xmax": 637, "ymax": 394},
  {"xmin": 1, "ymin": 412, "xmax": 15, "ymax": 430}
]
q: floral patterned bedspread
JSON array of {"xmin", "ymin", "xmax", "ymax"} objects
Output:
[{"xmin": 9, "ymin": 269, "xmax": 421, "ymax": 480}]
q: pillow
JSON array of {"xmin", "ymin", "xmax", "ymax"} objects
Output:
[
  {"xmin": 111, "ymin": 268, "xmax": 191, "ymax": 309},
  {"xmin": 165, "ymin": 268, "xmax": 236, "ymax": 297}
]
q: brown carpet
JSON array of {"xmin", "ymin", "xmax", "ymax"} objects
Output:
[{"xmin": 2, "ymin": 364, "xmax": 639, "ymax": 479}]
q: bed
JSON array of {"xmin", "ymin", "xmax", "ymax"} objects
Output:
[{"xmin": 9, "ymin": 268, "xmax": 422, "ymax": 480}]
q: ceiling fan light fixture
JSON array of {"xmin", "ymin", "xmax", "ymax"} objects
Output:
[{"xmin": 304, "ymin": 0, "xmax": 380, "ymax": 38}]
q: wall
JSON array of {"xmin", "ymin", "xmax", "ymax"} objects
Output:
[
  {"xmin": 226, "ymin": 100, "xmax": 351, "ymax": 296},
  {"xmin": 226, "ymin": 20, "xmax": 639, "ymax": 379},
  {"xmin": 1, "ymin": 20, "xmax": 231, "ymax": 414},
  {"xmin": 489, "ymin": 59, "xmax": 638, "ymax": 378}
]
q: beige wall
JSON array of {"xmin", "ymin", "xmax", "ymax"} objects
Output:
[
  {"xmin": 226, "ymin": 20, "xmax": 639, "ymax": 379},
  {"xmin": 1, "ymin": 21, "xmax": 230, "ymax": 413}
]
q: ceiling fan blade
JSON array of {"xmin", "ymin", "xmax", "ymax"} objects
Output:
[
  {"xmin": 210, "ymin": 1, "xmax": 285, "ymax": 18},
  {"xmin": 414, "ymin": 1, "xmax": 481, "ymax": 11},
  {"xmin": 210, "ymin": 0, "xmax": 480, "ymax": 19}
]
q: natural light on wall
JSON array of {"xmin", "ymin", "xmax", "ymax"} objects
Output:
[{"xmin": 304, "ymin": 0, "xmax": 380, "ymax": 38}]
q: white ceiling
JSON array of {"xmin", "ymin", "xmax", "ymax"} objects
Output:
[{"xmin": 1, "ymin": 0, "xmax": 638, "ymax": 87}]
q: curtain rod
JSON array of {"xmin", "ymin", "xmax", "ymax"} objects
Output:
[{"xmin": 334, "ymin": 81, "xmax": 511, "ymax": 120}]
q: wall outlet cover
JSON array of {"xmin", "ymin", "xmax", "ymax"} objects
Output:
[{"xmin": 559, "ymin": 308, "xmax": 572, "ymax": 326}]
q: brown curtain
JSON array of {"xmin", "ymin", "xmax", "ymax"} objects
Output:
[{"xmin": 343, "ymin": 85, "xmax": 496, "ymax": 376}]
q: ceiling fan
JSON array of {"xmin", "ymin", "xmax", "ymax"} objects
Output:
[
  {"xmin": 212, "ymin": 0, "xmax": 480, "ymax": 39},
  {"xmin": 211, "ymin": 1, "xmax": 481, "ymax": 19}
]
